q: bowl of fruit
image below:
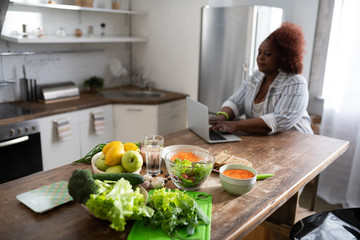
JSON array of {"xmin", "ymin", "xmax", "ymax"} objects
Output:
[
  {"xmin": 164, "ymin": 148, "xmax": 215, "ymax": 191},
  {"xmin": 92, "ymin": 141, "xmax": 143, "ymax": 174}
]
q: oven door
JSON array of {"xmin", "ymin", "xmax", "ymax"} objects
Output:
[{"xmin": 0, "ymin": 133, "xmax": 43, "ymax": 183}]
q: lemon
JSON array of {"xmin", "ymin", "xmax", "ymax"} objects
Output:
[
  {"xmin": 105, "ymin": 145, "xmax": 125, "ymax": 166},
  {"xmin": 124, "ymin": 142, "xmax": 140, "ymax": 152},
  {"xmin": 102, "ymin": 141, "xmax": 123, "ymax": 155}
]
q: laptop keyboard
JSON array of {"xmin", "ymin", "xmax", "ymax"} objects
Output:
[{"xmin": 209, "ymin": 129, "xmax": 227, "ymax": 141}]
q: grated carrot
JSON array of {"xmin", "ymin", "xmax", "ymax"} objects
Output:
[
  {"xmin": 171, "ymin": 152, "xmax": 200, "ymax": 162},
  {"xmin": 223, "ymin": 169, "xmax": 254, "ymax": 179}
]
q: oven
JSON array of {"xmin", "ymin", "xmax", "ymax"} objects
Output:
[{"xmin": 0, "ymin": 104, "xmax": 43, "ymax": 184}]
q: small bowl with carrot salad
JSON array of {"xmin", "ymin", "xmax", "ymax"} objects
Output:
[
  {"xmin": 164, "ymin": 148, "xmax": 215, "ymax": 191},
  {"xmin": 219, "ymin": 164, "xmax": 258, "ymax": 195}
]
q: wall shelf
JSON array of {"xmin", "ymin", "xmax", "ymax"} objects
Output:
[
  {"xmin": 10, "ymin": 1, "xmax": 146, "ymax": 15},
  {"xmin": 0, "ymin": 35, "xmax": 147, "ymax": 44}
]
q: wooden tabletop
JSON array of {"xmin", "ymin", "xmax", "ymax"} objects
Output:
[{"xmin": 0, "ymin": 129, "xmax": 349, "ymax": 240}]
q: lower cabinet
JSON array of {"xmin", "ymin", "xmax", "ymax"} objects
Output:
[
  {"xmin": 38, "ymin": 99, "xmax": 186, "ymax": 170},
  {"xmin": 113, "ymin": 99, "xmax": 187, "ymax": 142},
  {"xmin": 38, "ymin": 105, "xmax": 114, "ymax": 170}
]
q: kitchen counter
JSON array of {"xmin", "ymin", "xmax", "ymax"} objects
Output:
[
  {"xmin": 0, "ymin": 86, "xmax": 187, "ymax": 126},
  {"xmin": 0, "ymin": 129, "xmax": 349, "ymax": 239}
]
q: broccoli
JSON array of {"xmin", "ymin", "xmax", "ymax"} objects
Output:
[
  {"xmin": 68, "ymin": 169, "xmax": 99, "ymax": 204},
  {"xmin": 67, "ymin": 169, "xmax": 146, "ymax": 204}
]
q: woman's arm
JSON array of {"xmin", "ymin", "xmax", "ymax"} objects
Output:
[
  {"xmin": 211, "ymin": 117, "xmax": 271, "ymax": 135},
  {"xmin": 209, "ymin": 107, "xmax": 235, "ymax": 123}
]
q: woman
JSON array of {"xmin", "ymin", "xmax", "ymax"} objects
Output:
[{"xmin": 209, "ymin": 22, "xmax": 313, "ymax": 135}]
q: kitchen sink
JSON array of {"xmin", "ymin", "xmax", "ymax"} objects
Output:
[{"xmin": 98, "ymin": 90, "xmax": 165, "ymax": 99}]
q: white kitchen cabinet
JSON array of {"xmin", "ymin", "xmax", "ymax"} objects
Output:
[
  {"xmin": 157, "ymin": 99, "xmax": 187, "ymax": 135},
  {"xmin": 113, "ymin": 99, "xmax": 187, "ymax": 142},
  {"xmin": 38, "ymin": 111, "xmax": 81, "ymax": 171},
  {"xmin": 39, "ymin": 105, "xmax": 114, "ymax": 170},
  {"xmin": 78, "ymin": 104, "xmax": 114, "ymax": 155},
  {"xmin": 113, "ymin": 104, "xmax": 157, "ymax": 142}
]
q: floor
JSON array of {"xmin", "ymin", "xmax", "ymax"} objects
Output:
[{"xmin": 299, "ymin": 181, "xmax": 343, "ymax": 213}]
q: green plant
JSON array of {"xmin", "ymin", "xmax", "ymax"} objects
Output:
[{"xmin": 84, "ymin": 76, "xmax": 104, "ymax": 92}]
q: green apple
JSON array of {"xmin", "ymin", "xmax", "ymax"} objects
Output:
[
  {"xmin": 121, "ymin": 150, "xmax": 143, "ymax": 172},
  {"xmin": 95, "ymin": 158, "xmax": 109, "ymax": 172},
  {"xmin": 105, "ymin": 165, "xmax": 126, "ymax": 173}
]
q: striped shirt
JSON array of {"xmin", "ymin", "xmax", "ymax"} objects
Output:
[{"xmin": 222, "ymin": 70, "xmax": 313, "ymax": 134}]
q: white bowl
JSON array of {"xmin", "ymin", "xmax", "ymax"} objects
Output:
[
  {"xmin": 219, "ymin": 164, "xmax": 258, "ymax": 195},
  {"xmin": 162, "ymin": 145, "xmax": 209, "ymax": 160},
  {"xmin": 91, "ymin": 153, "xmax": 106, "ymax": 174},
  {"xmin": 164, "ymin": 148, "xmax": 215, "ymax": 191}
]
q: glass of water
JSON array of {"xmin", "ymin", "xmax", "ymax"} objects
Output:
[{"xmin": 144, "ymin": 135, "xmax": 164, "ymax": 176}]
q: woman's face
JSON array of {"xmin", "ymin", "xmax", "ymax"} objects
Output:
[{"xmin": 256, "ymin": 39, "xmax": 281, "ymax": 75}]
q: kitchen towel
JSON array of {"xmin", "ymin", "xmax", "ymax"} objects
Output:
[
  {"xmin": 92, "ymin": 110, "xmax": 105, "ymax": 135},
  {"xmin": 55, "ymin": 117, "xmax": 73, "ymax": 141}
]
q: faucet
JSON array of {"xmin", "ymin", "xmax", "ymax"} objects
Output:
[
  {"xmin": 140, "ymin": 73, "xmax": 146, "ymax": 89},
  {"xmin": 145, "ymin": 81, "xmax": 153, "ymax": 91},
  {"xmin": 140, "ymin": 73, "xmax": 153, "ymax": 91}
]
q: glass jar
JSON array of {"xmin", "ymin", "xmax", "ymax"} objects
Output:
[
  {"xmin": 56, "ymin": 27, "xmax": 66, "ymax": 37},
  {"xmin": 36, "ymin": 27, "xmax": 44, "ymax": 38},
  {"xmin": 111, "ymin": 0, "xmax": 121, "ymax": 10},
  {"xmin": 74, "ymin": 28, "xmax": 83, "ymax": 38}
]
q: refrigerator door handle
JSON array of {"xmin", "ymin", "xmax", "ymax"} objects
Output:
[{"xmin": 242, "ymin": 63, "xmax": 249, "ymax": 82}]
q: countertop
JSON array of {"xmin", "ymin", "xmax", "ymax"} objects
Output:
[
  {"xmin": 0, "ymin": 129, "xmax": 349, "ymax": 239},
  {"xmin": 0, "ymin": 86, "xmax": 187, "ymax": 126}
]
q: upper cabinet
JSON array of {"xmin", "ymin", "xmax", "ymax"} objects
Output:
[{"xmin": 1, "ymin": 0, "xmax": 147, "ymax": 44}]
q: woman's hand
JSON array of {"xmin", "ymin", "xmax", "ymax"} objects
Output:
[
  {"xmin": 210, "ymin": 120, "xmax": 239, "ymax": 133},
  {"xmin": 209, "ymin": 114, "xmax": 227, "ymax": 124},
  {"xmin": 211, "ymin": 118, "xmax": 272, "ymax": 135}
]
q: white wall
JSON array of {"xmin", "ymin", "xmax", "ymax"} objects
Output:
[{"xmin": 131, "ymin": 0, "xmax": 319, "ymax": 100}]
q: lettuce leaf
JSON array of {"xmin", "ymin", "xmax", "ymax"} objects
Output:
[
  {"xmin": 86, "ymin": 178, "xmax": 154, "ymax": 231},
  {"xmin": 145, "ymin": 188, "xmax": 210, "ymax": 238}
]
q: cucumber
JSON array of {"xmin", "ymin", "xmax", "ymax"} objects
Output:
[{"xmin": 92, "ymin": 172, "xmax": 145, "ymax": 185}]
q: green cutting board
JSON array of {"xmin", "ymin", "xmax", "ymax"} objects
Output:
[{"xmin": 127, "ymin": 190, "xmax": 212, "ymax": 240}]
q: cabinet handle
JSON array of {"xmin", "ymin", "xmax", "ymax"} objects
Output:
[{"xmin": 126, "ymin": 108, "xmax": 143, "ymax": 112}]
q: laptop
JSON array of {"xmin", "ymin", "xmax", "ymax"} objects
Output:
[{"xmin": 186, "ymin": 97, "xmax": 242, "ymax": 143}]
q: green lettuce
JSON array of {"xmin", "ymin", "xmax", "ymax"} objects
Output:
[
  {"xmin": 145, "ymin": 188, "xmax": 210, "ymax": 238},
  {"xmin": 86, "ymin": 178, "xmax": 154, "ymax": 231}
]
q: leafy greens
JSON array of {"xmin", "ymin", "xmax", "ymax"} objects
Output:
[
  {"xmin": 85, "ymin": 178, "xmax": 154, "ymax": 231},
  {"xmin": 172, "ymin": 158, "xmax": 213, "ymax": 188},
  {"xmin": 144, "ymin": 188, "xmax": 210, "ymax": 238}
]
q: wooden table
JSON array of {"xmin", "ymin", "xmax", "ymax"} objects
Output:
[{"xmin": 0, "ymin": 129, "xmax": 349, "ymax": 240}]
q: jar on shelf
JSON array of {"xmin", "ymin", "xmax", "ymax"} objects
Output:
[
  {"xmin": 74, "ymin": 28, "xmax": 83, "ymax": 38},
  {"xmin": 88, "ymin": 25, "xmax": 94, "ymax": 37},
  {"xmin": 56, "ymin": 27, "xmax": 66, "ymax": 37},
  {"xmin": 36, "ymin": 27, "xmax": 44, "ymax": 38},
  {"xmin": 111, "ymin": 0, "xmax": 121, "ymax": 10},
  {"xmin": 75, "ymin": 0, "xmax": 93, "ymax": 8}
]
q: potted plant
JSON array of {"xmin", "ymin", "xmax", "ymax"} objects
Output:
[{"xmin": 84, "ymin": 76, "xmax": 104, "ymax": 93}]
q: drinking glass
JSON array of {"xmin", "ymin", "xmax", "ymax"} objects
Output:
[{"xmin": 144, "ymin": 135, "xmax": 164, "ymax": 175}]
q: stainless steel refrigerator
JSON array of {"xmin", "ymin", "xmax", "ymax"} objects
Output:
[{"xmin": 198, "ymin": 5, "xmax": 283, "ymax": 114}]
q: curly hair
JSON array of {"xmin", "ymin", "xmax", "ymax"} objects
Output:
[{"xmin": 267, "ymin": 22, "xmax": 305, "ymax": 74}]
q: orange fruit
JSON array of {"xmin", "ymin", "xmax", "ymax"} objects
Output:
[
  {"xmin": 105, "ymin": 145, "xmax": 125, "ymax": 166},
  {"xmin": 102, "ymin": 141, "xmax": 122, "ymax": 155},
  {"xmin": 124, "ymin": 142, "xmax": 140, "ymax": 152}
]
